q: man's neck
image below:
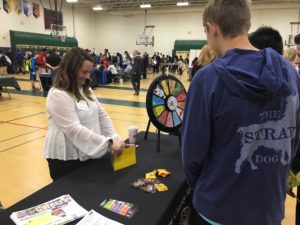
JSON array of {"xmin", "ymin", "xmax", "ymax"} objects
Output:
[{"xmin": 220, "ymin": 35, "xmax": 258, "ymax": 56}]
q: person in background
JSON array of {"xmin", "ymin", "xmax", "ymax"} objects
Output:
[
  {"xmin": 5, "ymin": 48, "xmax": 14, "ymax": 74},
  {"xmin": 191, "ymin": 45, "xmax": 216, "ymax": 79},
  {"xmin": 0, "ymin": 50, "xmax": 11, "ymax": 75},
  {"xmin": 103, "ymin": 49, "xmax": 111, "ymax": 62},
  {"xmin": 151, "ymin": 54, "xmax": 158, "ymax": 73},
  {"xmin": 15, "ymin": 49, "xmax": 25, "ymax": 74},
  {"xmin": 107, "ymin": 63, "xmax": 119, "ymax": 83},
  {"xmin": 171, "ymin": 55, "xmax": 179, "ymax": 74},
  {"xmin": 294, "ymin": 34, "xmax": 300, "ymax": 72},
  {"xmin": 177, "ymin": 55, "xmax": 184, "ymax": 75},
  {"xmin": 131, "ymin": 50, "xmax": 143, "ymax": 95},
  {"xmin": 37, "ymin": 48, "xmax": 48, "ymax": 91},
  {"xmin": 284, "ymin": 47, "xmax": 298, "ymax": 70},
  {"xmin": 142, "ymin": 52, "xmax": 149, "ymax": 79},
  {"xmin": 181, "ymin": 1, "xmax": 300, "ymax": 225},
  {"xmin": 37, "ymin": 48, "xmax": 47, "ymax": 73},
  {"xmin": 184, "ymin": 54, "xmax": 189, "ymax": 67},
  {"xmin": 291, "ymin": 32, "xmax": 300, "ymax": 225},
  {"xmin": 247, "ymin": 24, "xmax": 300, "ymax": 225},
  {"xmin": 46, "ymin": 48, "xmax": 62, "ymax": 82},
  {"xmin": 0, "ymin": 49, "xmax": 11, "ymax": 97},
  {"xmin": 123, "ymin": 60, "xmax": 132, "ymax": 81},
  {"xmin": 191, "ymin": 57, "xmax": 198, "ymax": 68},
  {"xmin": 100, "ymin": 55, "xmax": 109, "ymax": 69},
  {"xmin": 28, "ymin": 53, "xmax": 38, "ymax": 92},
  {"xmin": 154, "ymin": 53, "xmax": 161, "ymax": 73},
  {"xmin": 117, "ymin": 52, "xmax": 123, "ymax": 67},
  {"xmin": 248, "ymin": 26, "xmax": 283, "ymax": 55},
  {"xmin": 44, "ymin": 47, "xmax": 126, "ymax": 181}
]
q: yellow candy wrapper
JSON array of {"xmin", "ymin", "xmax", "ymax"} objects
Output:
[
  {"xmin": 155, "ymin": 183, "xmax": 168, "ymax": 192},
  {"xmin": 145, "ymin": 170, "xmax": 157, "ymax": 179}
]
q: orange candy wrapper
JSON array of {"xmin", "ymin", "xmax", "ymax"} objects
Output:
[{"xmin": 157, "ymin": 169, "xmax": 171, "ymax": 178}]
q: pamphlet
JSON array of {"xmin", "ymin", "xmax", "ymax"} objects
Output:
[
  {"xmin": 76, "ymin": 209, "xmax": 124, "ymax": 225},
  {"xmin": 113, "ymin": 145, "xmax": 136, "ymax": 171},
  {"xmin": 10, "ymin": 194, "xmax": 88, "ymax": 225}
]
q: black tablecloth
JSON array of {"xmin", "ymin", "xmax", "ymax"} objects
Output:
[
  {"xmin": 0, "ymin": 132, "xmax": 190, "ymax": 225},
  {"xmin": 0, "ymin": 76, "xmax": 21, "ymax": 90}
]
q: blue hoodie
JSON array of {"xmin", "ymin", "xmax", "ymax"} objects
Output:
[{"xmin": 182, "ymin": 48, "xmax": 300, "ymax": 225}]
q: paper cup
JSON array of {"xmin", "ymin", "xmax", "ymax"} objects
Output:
[{"xmin": 128, "ymin": 125, "xmax": 138, "ymax": 144}]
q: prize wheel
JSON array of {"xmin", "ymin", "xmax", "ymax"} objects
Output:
[{"xmin": 146, "ymin": 75, "xmax": 187, "ymax": 133}]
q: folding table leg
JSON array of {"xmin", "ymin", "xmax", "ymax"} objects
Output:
[
  {"xmin": 4, "ymin": 87, "xmax": 11, "ymax": 100},
  {"xmin": 144, "ymin": 120, "xmax": 151, "ymax": 140},
  {"xmin": 157, "ymin": 129, "xmax": 161, "ymax": 152}
]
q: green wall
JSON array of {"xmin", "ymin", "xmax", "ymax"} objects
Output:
[
  {"xmin": 173, "ymin": 40, "xmax": 207, "ymax": 53},
  {"xmin": 10, "ymin": 30, "xmax": 78, "ymax": 50}
]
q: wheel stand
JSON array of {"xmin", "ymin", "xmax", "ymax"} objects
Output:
[{"xmin": 144, "ymin": 119, "xmax": 181, "ymax": 152}]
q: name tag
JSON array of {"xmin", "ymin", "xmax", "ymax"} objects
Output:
[{"xmin": 76, "ymin": 100, "xmax": 89, "ymax": 110}]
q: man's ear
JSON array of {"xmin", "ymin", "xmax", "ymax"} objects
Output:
[{"xmin": 206, "ymin": 22, "xmax": 219, "ymax": 37}]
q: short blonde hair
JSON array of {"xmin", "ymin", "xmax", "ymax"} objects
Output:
[
  {"xmin": 198, "ymin": 45, "xmax": 216, "ymax": 67},
  {"xmin": 284, "ymin": 48, "xmax": 297, "ymax": 62}
]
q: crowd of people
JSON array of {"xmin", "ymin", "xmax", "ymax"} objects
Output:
[{"xmin": 0, "ymin": 47, "xmax": 194, "ymax": 95}]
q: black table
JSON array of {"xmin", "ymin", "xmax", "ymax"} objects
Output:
[
  {"xmin": 0, "ymin": 76, "xmax": 21, "ymax": 99},
  {"xmin": 0, "ymin": 132, "xmax": 191, "ymax": 225}
]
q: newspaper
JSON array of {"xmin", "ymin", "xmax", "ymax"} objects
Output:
[
  {"xmin": 10, "ymin": 194, "xmax": 88, "ymax": 225},
  {"xmin": 76, "ymin": 210, "xmax": 124, "ymax": 225}
]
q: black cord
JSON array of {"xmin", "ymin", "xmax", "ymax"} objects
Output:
[
  {"xmin": 60, "ymin": 0, "xmax": 63, "ymax": 12},
  {"xmin": 39, "ymin": 0, "xmax": 45, "ymax": 9},
  {"xmin": 49, "ymin": 0, "xmax": 52, "ymax": 10}
]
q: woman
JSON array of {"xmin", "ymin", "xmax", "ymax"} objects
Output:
[
  {"xmin": 191, "ymin": 45, "xmax": 216, "ymax": 79},
  {"xmin": 44, "ymin": 47, "xmax": 125, "ymax": 180}
]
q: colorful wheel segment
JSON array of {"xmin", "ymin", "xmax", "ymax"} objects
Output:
[{"xmin": 146, "ymin": 74, "xmax": 187, "ymax": 133}]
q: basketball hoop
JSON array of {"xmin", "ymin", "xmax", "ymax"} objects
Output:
[{"xmin": 50, "ymin": 24, "xmax": 67, "ymax": 42}]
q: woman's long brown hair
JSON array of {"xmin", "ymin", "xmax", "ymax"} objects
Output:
[{"xmin": 54, "ymin": 47, "xmax": 94, "ymax": 101}]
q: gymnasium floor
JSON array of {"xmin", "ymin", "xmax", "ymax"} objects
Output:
[{"xmin": 0, "ymin": 71, "xmax": 296, "ymax": 224}]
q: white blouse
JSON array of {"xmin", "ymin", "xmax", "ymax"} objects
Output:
[{"xmin": 44, "ymin": 87, "xmax": 120, "ymax": 161}]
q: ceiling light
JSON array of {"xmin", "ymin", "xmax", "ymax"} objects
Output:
[
  {"xmin": 93, "ymin": 5, "xmax": 103, "ymax": 11},
  {"xmin": 177, "ymin": 2, "xmax": 189, "ymax": 6},
  {"xmin": 66, "ymin": 0, "xmax": 78, "ymax": 3},
  {"xmin": 140, "ymin": 4, "xmax": 151, "ymax": 8}
]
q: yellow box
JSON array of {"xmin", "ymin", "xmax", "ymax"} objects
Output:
[{"xmin": 113, "ymin": 145, "xmax": 136, "ymax": 171}]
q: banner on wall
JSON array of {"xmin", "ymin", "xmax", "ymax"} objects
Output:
[
  {"xmin": 14, "ymin": 0, "xmax": 22, "ymax": 15},
  {"xmin": 44, "ymin": 8, "xmax": 63, "ymax": 29},
  {"xmin": 3, "ymin": 0, "xmax": 12, "ymax": 13},
  {"xmin": 23, "ymin": 0, "xmax": 31, "ymax": 17},
  {"xmin": 32, "ymin": 2, "xmax": 39, "ymax": 18}
]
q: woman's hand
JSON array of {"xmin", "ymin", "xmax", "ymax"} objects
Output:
[{"xmin": 111, "ymin": 140, "xmax": 125, "ymax": 156}]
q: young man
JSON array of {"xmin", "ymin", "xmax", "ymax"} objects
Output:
[
  {"xmin": 29, "ymin": 53, "xmax": 38, "ymax": 92},
  {"xmin": 181, "ymin": 1, "xmax": 300, "ymax": 225},
  {"xmin": 248, "ymin": 26, "xmax": 283, "ymax": 55},
  {"xmin": 131, "ymin": 50, "xmax": 143, "ymax": 95}
]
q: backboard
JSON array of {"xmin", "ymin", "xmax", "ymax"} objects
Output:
[
  {"xmin": 136, "ymin": 24, "xmax": 155, "ymax": 47},
  {"xmin": 50, "ymin": 24, "xmax": 67, "ymax": 42},
  {"xmin": 136, "ymin": 33, "xmax": 154, "ymax": 47}
]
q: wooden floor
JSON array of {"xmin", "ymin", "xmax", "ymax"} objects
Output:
[{"xmin": 0, "ymin": 71, "xmax": 296, "ymax": 224}]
